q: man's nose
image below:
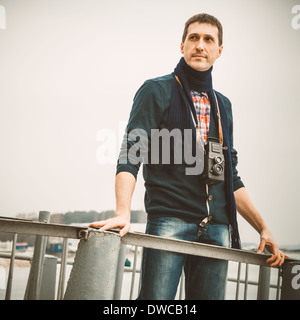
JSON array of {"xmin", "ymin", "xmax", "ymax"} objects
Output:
[{"xmin": 196, "ymin": 38, "xmax": 205, "ymax": 51}]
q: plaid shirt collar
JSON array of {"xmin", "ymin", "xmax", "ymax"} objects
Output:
[{"xmin": 190, "ymin": 91, "xmax": 210, "ymax": 145}]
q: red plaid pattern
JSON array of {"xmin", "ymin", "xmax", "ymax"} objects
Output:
[{"xmin": 191, "ymin": 91, "xmax": 211, "ymax": 144}]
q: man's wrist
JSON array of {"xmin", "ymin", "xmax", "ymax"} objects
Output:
[{"xmin": 115, "ymin": 208, "xmax": 131, "ymax": 220}]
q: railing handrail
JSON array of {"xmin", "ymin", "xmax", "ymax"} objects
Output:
[
  {"xmin": 0, "ymin": 216, "xmax": 298, "ymax": 268},
  {"xmin": 1, "ymin": 215, "xmax": 300, "ymax": 300},
  {"xmin": 0, "ymin": 216, "xmax": 86, "ymax": 239}
]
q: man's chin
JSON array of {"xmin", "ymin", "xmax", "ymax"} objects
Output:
[{"xmin": 189, "ymin": 61, "xmax": 210, "ymax": 72}]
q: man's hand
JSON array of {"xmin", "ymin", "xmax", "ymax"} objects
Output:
[
  {"xmin": 257, "ymin": 228, "xmax": 288, "ymax": 267},
  {"xmin": 89, "ymin": 216, "xmax": 131, "ymax": 237},
  {"xmin": 90, "ymin": 172, "xmax": 135, "ymax": 236},
  {"xmin": 234, "ymin": 188, "xmax": 289, "ymax": 267}
]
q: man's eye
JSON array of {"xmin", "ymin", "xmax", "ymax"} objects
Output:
[{"xmin": 205, "ymin": 37, "xmax": 213, "ymax": 41}]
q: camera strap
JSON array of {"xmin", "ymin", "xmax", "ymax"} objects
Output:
[{"xmin": 213, "ymin": 91, "xmax": 224, "ymax": 146}]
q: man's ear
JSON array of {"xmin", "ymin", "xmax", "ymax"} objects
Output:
[
  {"xmin": 217, "ymin": 45, "xmax": 224, "ymax": 58},
  {"xmin": 180, "ymin": 42, "xmax": 184, "ymax": 54}
]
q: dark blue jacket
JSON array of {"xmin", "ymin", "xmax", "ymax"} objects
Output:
[{"xmin": 117, "ymin": 73, "xmax": 244, "ymax": 226}]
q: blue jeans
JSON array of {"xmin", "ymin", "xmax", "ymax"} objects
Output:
[{"xmin": 138, "ymin": 217, "xmax": 230, "ymax": 300}]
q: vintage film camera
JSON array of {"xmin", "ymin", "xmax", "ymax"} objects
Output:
[{"xmin": 200, "ymin": 140, "xmax": 225, "ymax": 185}]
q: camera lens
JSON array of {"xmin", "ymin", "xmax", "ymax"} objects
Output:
[
  {"xmin": 214, "ymin": 156, "xmax": 223, "ymax": 164},
  {"xmin": 212, "ymin": 164, "xmax": 223, "ymax": 176}
]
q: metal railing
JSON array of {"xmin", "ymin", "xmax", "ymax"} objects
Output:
[{"xmin": 0, "ymin": 212, "xmax": 299, "ymax": 300}]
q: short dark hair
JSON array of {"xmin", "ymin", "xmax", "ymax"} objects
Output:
[{"xmin": 182, "ymin": 13, "xmax": 223, "ymax": 46}]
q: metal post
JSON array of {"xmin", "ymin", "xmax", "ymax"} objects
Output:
[
  {"xmin": 281, "ymin": 262, "xmax": 300, "ymax": 300},
  {"xmin": 235, "ymin": 262, "xmax": 241, "ymax": 300},
  {"xmin": 275, "ymin": 268, "xmax": 281, "ymax": 300},
  {"xmin": 63, "ymin": 230, "xmax": 121, "ymax": 300},
  {"xmin": 24, "ymin": 211, "xmax": 50, "ymax": 300},
  {"xmin": 5, "ymin": 233, "xmax": 17, "ymax": 300},
  {"xmin": 129, "ymin": 245, "xmax": 138, "ymax": 300},
  {"xmin": 244, "ymin": 263, "xmax": 249, "ymax": 300},
  {"xmin": 39, "ymin": 255, "xmax": 57, "ymax": 300},
  {"xmin": 257, "ymin": 266, "xmax": 271, "ymax": 300},
  {"xmin": 57, "ymin": 238, "xmax": 69, "ymax": 300},
  {"xmin": 113, "ymin": 244, "xmax": 126, "ymax": 300}
]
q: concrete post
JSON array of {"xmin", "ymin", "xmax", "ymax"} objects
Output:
[
  {"xmin": 281, "ymin": 262, "xmax": 300, "ymax": 300},
  {"xmin": 64, "ymin": 230, "xmax": 121, "ymax": 300}
]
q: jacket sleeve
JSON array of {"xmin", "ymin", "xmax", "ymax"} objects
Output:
[
  {"xmin": 219, "ymin": 93, "xmax": 245, "ymax": 191},
  {"xmin": 116, "ymin": 80, "xmax": 165, "ymax": 179}
]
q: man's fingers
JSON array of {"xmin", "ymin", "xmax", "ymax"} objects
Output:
[
  {"xmin": 257, "ymin": 238, "xmax": 266, "ymax": 253},
  {"xmin": 257, "ymin": 231, "xmax": 289, "ymax": 267},
  {"xmin": 89, "ymin": 217, "xmax": 131, "ymax": 237},
  {"xmin": 89, "ymin": 220, "xmax": 106, "ymax": 228},
  {"xmin": 266, "ymin": 254, "xmax": 280, "ymax": 267},
  {"xmin": 278, "ymin": 255, "xmax": 286, "ymax": 267},
  {"xmin": 266, "ymin": 254, "xmax": 276, "ymax": 264},
  {"xmin": 90, "ymin": 219, "xmax": 119, "ymax": 231},
  {"xmin": 266, "ymin": 251, "xmax": 288, "ymax": 267},
  {"xmin": 99, "ymin": 221, "xmax": 116, "ymax": 231},
  {"xmin": 119, "ymin": 223, "xmax": 130, "ymax": 237}
]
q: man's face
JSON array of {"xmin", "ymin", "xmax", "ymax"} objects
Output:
[{"xmin": 181, "ymin": 22, "xmax": 223, "ymax": 71}]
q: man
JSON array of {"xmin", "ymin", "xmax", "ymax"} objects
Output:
[{"xmin": 91, "ymin": 13, "xmax": 287, "ymax": 299}]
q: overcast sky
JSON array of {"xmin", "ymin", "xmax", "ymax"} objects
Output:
[{"xmin": 0, "ymin": 0, "xmax": 299, "ymax": 246}]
